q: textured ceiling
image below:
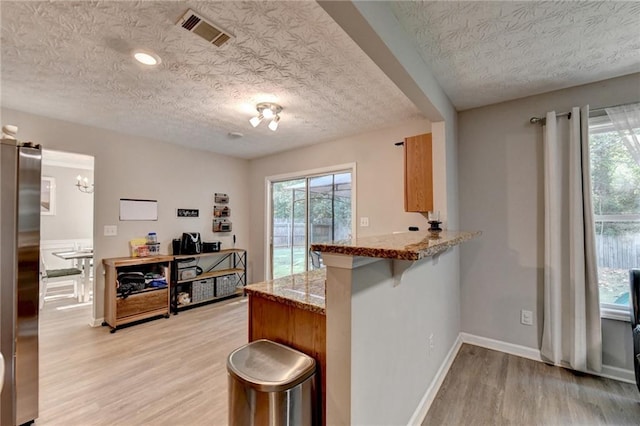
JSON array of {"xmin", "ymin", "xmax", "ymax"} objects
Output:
[
  {"xmin": 0, "ymin": 1, "xmax": 423, "ymax": 159},
  {"xmin": 391, "ymin": 1, "xmax": 640, "ymax": 110},
  {"xmin": 3, "ymin": 2, "xmax": 638, "ymax": 158}
]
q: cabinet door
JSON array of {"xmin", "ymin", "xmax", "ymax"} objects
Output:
[
  {"xmin": 404, "ymin": 133, "xmax": 433, "ymax": 212},
  {"xmin": 116, "ymin": 289, "xmax": 168, "ymax": 319}
]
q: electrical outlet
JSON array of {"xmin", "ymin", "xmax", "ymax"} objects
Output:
[
  {"xmin": 520, "ymin": 310, "xmax": 533, "ymax": 326},
  {"xmin": 360, "ymin": 217, "xmax": 369, "ymax": 227},
  {"xmin": 429, "ymin": 333, "xmax": 435, "ymax": 350},
  {"xmin": 104, "ymin": 225, "xmax": 118, "ymax": 236}
]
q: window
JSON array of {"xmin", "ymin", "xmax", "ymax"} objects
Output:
[{"xmin": 589, "ymin": 108, "xmax": 640, "ymax": 319}]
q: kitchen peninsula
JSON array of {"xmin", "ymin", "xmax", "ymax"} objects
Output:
[{"xmin": 245, "ymin": 230, "xmax": 479, "ymax": 425}]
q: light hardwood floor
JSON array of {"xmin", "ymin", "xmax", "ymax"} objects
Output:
[
  {"xmin": 424, "ymin": 344, "xmax": 640, "ymax": 426},
  {"xmin": 40, "ymin": 299, "xmax": 639, "ymax": 425},
  {"xmin": 38, "ymin": 296, "xmax": 248, "ymax": 425}
]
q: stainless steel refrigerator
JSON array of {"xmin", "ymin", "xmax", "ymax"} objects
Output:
[{"xmin": 1, "ymin": 138, "xmax": 41, "ymax": 425}]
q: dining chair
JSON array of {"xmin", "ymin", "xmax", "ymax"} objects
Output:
[
  {"xmin": 39, "ymin": 251, "xmax": 83, "ymax": 309},
  {"xmin": 309, "ymin": 249, "xmax": 323, "ymax": 269}
]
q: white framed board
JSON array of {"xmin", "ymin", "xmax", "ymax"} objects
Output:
[{"xmin": 119, "ymin": 198, "xmax": 158, "ymax": 221}]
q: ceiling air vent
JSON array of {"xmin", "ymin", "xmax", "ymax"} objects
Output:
[{"xmin": 176, "ymin": 9, "xmax": 233, "ymax": 47}]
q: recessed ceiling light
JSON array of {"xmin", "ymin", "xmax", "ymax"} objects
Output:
[{"xmin": 133, "ymin": 50, "xmax": 161, "ymax": 66}]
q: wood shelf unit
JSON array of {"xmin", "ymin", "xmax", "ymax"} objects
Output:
[
  {"xmin": 175, "ymin": 289, "xmax": 244, "ymax": 310},
  {"xmin": 103, "ymin": 255, "xmax": 173, "ymax": 333},
  {"xmin": 175, "ymin": 268, "xmax": 245, "ymax": 284},
  {"xmin": 171, "ymin": 249, "xmax": 246, "ymax": 314}
]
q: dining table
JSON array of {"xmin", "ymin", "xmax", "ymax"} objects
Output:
[{"xmin": 52, "ymin": 249, "xmax": 93, "ymax": 302}]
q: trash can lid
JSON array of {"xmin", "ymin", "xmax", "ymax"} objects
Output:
[{"xmin": 227, "ymin": 339, "xmax": 316, "ymax": 392}]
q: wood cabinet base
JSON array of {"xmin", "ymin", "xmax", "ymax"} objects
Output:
[{"xmin": 248, "ymin": 295, "xmax": 326, "ymax": 426}]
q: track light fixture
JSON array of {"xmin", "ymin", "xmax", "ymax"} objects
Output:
[{"xmin": 249, "ymin": 102, "xmax": 283, "ymax": 131}]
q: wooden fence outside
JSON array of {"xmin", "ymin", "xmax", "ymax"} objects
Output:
[{"xmin": 596, "ymin": 234, "xmax": 640, "ymax": 269}]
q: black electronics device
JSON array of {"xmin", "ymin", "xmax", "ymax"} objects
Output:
[
  {"xmin": 180, "ymin": 232, "xmax": 202, "ymax": 255},
  {"xmin": 203, "ymin": 241, "xmax": 221, "ymax": 253}
]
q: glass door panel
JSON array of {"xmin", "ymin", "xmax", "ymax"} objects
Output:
[
  {"xmin": 271, "ymin": 179, "xmax": 307, "ymax": 279},
  {"xmin": 270, "ymin": 171, "xmax": 352, "ymax": 279}
]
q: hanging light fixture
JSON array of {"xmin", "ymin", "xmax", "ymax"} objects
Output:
[
  {"xmin": 249, "ymin": 102, "xmax": 283, "ymax": 131},
  {"xmin": 75, "ymin": 175, "xmax": 94, "ymax": 194}
]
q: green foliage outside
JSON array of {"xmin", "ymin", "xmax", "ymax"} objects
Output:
[
  {"xmin": 272, "ymin": 179, "xmax": 351, "ymax": 233},
  {"xmin": 590, "ymin": 128, "xmax": 640, "ymax": 306},
  {"xmin": 272, "ymin": 246, "xmax": 306, "ymax": 279},
  {"xmin": 590, "ymin": 131, "xmax": 640, "ymax": 224},
  {"xmin": 271, "ymin": 174, "xmax": 352, "ymax": 279}
]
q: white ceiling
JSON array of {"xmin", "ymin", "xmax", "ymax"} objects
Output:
[
  {"xmin": 391, "ymin": 1, "xmax": 640, "ymax": 110},
  {"xmin": 2, "ymin": 1, "xmax": 638, "ymax": 159}
]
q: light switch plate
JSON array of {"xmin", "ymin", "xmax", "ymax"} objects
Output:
[{"xmin": 104, "ymin": 225, "xmax": 117, "ymax": 236}]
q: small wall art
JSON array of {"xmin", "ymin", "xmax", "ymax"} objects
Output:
[
  {"xmin": 214, "ymin": 205, "xmax": 230, "ymax": 218},
  {"xmin": 214, "ymin": 193, "xmax": 229, "ymax": 204},
  {"xmin": 40, "ymin": 176, "xmax": 56, "ymax": 215},
  {"xmin": 213, "ymin": 219, "xmax": 232, "ymax": 233},
  {"xmin": 177, "ymin": 208, "xmax": 199, "ymax": 218}
]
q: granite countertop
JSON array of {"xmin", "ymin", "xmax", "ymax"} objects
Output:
[
  {"xmin": 245, "ymin": 268, "xmax": 326, "ymax": 315},
  {"xmin": 310, "ymin": 230, "xmax": 481, "ymax": 261}
]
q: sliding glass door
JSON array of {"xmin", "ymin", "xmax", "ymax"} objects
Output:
[{"xmin": 270, "ymin": 170, "xmax": 352, "ymax": 279}]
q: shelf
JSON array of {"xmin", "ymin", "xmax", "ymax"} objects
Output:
[
  {"xmin": 116, "ymin": 285, "xmax": 168, "ymax": 299},
  {"xmin": 175, "ymin": 268, "xmax": 244, "ymax": 284},
  {"xmin": 170, "ymin": 249, "xmax": 247, "ymax": 315},
  {"xmin": 175, "ymin": 289, "xmax": 243, "ymax": 310},
  {"xmin": 173, "ymin": 249, "xmax": 245, "ymax": 260},
  {"xmin": 104, "ymin": 255, "xmax": 173, "ymax": 268}
]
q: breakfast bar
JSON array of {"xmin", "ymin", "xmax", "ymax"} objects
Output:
[
  {"xmin": 316, "ymin": 230, "xmax": 480, "ymax": 425},
  {"xmin": 246, "ymin": 230, "xmax": 480, "ymax": 425},
  {"xmin": 245, "ymin": 269, "xmax": 327, "ymax": 425}
]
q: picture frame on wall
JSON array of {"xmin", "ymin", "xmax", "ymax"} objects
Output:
[{"xmin": 41, "ymin": 176, "xmax": 56, "ymax": 215}]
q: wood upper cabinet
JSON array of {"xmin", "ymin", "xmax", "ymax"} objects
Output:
[{"xmin": 404, "ymin": 132, "xmax": 433, "ymax": 212}]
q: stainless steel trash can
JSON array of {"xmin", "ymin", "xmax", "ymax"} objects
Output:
[{"xmin": 227, "ymin": 339, "xmax": 316, "ymax": 425}]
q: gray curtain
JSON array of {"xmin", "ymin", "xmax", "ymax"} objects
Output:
[{"xmin": 541, "ymin": 106, "xmax": 602, "ymax": 372}]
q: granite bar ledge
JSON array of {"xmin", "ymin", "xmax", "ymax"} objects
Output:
[
  {"xmin": 310, "ymin": 230, "xmax": 481, "ymax": 261},
  {"xmin": 244, "ymin": 268, "xmax": 326, "ymax": 315}
]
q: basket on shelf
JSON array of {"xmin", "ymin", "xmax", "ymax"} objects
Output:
[
  {"xmin": 192, "ymin": 278, "xmax": 215, "ymax": 303},
  {"xmin": 216, "ymin": 274, "xmax": 238, "ymax": 298}
]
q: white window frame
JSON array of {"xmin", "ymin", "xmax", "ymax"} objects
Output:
[{"xmin": 264, "ymin": 163, "xmax": 357, "ymax": 280}]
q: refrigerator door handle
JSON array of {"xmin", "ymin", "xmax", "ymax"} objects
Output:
[{"xmin": 0, "ymin": 352, "xmax": 4, "ymax": 393}]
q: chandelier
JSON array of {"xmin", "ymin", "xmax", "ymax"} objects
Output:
[
  {"xmin": 249, "ymin": 102, "xmax": 283, "ymax": 131},
  {"xmin": 75, "ymin": 175, "xmax": 94, "ymax": 193}
]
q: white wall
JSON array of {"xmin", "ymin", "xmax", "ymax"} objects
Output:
[
  {"xmin": 1, "ymin": 108, "xmax": 250, "ymax": 324},
  {"xmin": 249, "ymin": 118, "xmax": 431, "ymax": 282},
  {"xmin": 458, "ymin": 73, "xmax": 640, "ymax": 372},
  {"xmin": 41, "ymin": 164, "xmax": 93, "ymax": 241},
  {"xmin": 350, "ymin": 253, "xmax": 461, "ymax": 425}
]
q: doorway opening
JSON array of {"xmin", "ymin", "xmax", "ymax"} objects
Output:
[
  {"xmin": 39, "ymin": 149, "xmax": 94, "ymax": 320},
  {"xmin": 267, "ymin": 164, "xmax": 356, "ymax": 279}
]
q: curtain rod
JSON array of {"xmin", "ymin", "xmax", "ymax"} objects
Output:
[
  {"xmin": 529, "ymin": 111, "xmax": 571, "ymax": 125},
  {"xmin": 528, "ymin": 103, "xmax": 633, "ymax": 125}
]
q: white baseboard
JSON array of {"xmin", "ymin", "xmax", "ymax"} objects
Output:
[
  {"xmin": 90, "ymin": 317, "xmax": 104, "ymax": 327},
  {"xmin": 459, "ymin": 332, "xmax": 635, "ymax": 384},
  {"xmin": 459, "ymin": 332, "xmax": 543, "ymax": 362},
  {"xmin": 600, "ymin": 364, "xmax": 636, "ymax": 384},
  {"xmin": 407, "ymin": 335, "xmax": 463, "ymax": 425}
]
